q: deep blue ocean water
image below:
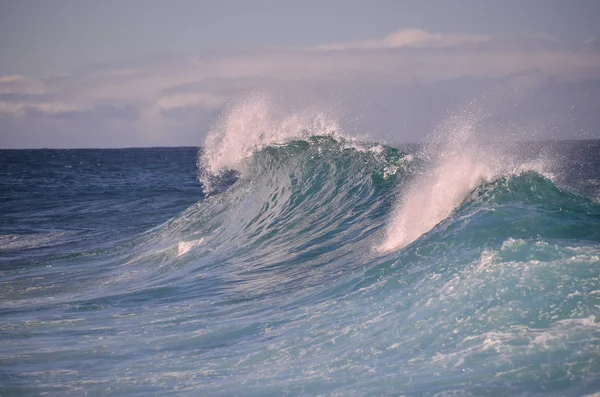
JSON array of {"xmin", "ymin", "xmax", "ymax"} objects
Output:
[{"xmin": 1, "ymin": 139, "xmax": 600, "ymax": 396}]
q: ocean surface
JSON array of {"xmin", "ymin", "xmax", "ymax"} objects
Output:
[{"xmin": 2, "ymin": 105, "xmax": 600, "ymax": 396}]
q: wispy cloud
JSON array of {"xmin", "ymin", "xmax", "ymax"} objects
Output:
[
  {"xmin": 312, "ymin": 28, "xmax": 491, "ymax": 50},
  {"xmin": 0, "ymin": 74, "xmax": 50, "ymax": 95},
  {"xmin": 1, "ymin": 29, "xmax": 599, "ymax": 147},
  {"xmin": 0, "ymin": 99, "xmax": 82, "ymax": 116}
]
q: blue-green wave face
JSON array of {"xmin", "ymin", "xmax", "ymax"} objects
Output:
[{"xmin": 2, "ymin": 126, "xmax": 600, "ymax": 395}]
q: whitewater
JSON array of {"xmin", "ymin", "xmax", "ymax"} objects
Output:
[{"xmin": 1, "ymin": 96, "xmax": 600, "ymax": 396}]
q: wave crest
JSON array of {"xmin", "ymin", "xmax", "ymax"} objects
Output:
[
  {"xmin": 378, "ymin": 115, "xmax": 550, "ymax": 252},
  {"xmin": 199, "ymin": 94, "xmax": 342, "ymax": 194}
]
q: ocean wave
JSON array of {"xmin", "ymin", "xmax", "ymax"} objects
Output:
[{"xmin": 2, "ymin": 99, "xmax": 600, "ymax": 396}]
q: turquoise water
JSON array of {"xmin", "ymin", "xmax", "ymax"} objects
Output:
[{"xmin": 1, "ymin": 137, "xmax": 600, "ymax": 396}]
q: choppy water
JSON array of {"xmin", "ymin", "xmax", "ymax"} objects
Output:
[{"xmin": 2, "ymin": 100, "xmax": 600, "ymax": 396}]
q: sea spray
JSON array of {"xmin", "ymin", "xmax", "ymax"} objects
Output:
[
  {"xmin": 199, "ymin": 94, "xmax": 342, "ymax": 194},
  {"xmin": 378, "ymin": 110, "xmax": 550, "ymax": 252}
]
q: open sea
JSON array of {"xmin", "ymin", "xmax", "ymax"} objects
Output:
[{"xmin": 2, "ymin": 102, "xmax": 600, "ymax": 396}]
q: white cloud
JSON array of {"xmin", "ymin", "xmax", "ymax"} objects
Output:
[
  {"xmin": 0, "ymin": 99, "xmax": 83, "ymax": 116},
  {"xmin": 313, "ymin": 28, "xmax": 491, "ymax": 50},
  {"xmin": 0, "ymin": 74, "xmax": 49, "ymax": 95},
  {"xmin": 1, "ymin": 29, "xmax": 599, "ymax": 147}
]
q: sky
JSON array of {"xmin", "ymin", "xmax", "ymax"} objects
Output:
[{"xmin": 1, "ymin": 0, "xmax": 599, "ymax": 148}]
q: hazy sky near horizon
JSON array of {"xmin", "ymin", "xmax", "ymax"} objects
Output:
[{"xmin": 1, "ymin": 0, "xmax": 599, "ymax": 148}]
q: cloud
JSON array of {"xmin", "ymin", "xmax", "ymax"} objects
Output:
[
  {"xmin": 0, "ymin": 75, "xmax": 49, "ymax": 95},
  {"xmin": 155, "ymin": 92, "xmax": 225, "ymax": 112},
  {"xmin": 1, "ymin": 29, "xmax": 599, "ymax": 148},
  {"xmin": 312, "ymin": 28, "xmax": 491, "ymax": 50},
  {"xmin": 0, "ymin": 99, "xmax": 82, "ymax": 116}
]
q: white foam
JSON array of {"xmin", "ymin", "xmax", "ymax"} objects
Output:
[
  {"xmin": 177, "ymin": 238, "xmax": 204, "ymax": 256},
  {"xmin": 199, "ymin": 94, "xmax": 341, "ymax": 185},
  {"xmin": 378, "ymin": 116, "xmax": 502, "ymax": 252},
  {"xmin": 0, "ymin": 232, "xmax": 69, "ymax": 251},
  {"xmin": 378, "ymin": 112, "xmax": 548, "ymax": 253}
]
